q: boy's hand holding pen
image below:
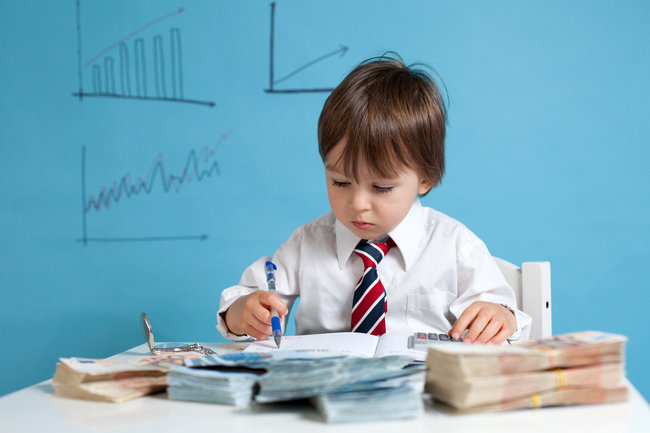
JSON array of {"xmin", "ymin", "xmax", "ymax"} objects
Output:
[{"xmin": 223, "ymin": 260, "xmax": 288, "ymax": 344}]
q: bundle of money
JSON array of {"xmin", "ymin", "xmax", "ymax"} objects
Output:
[
  {"xmin": 52, "ymin": 353, "xmax": 201, "ymax": 403},
  {"xmin": 425, "ymin": 331, "xmax": 628, "ymax": 413},
  {"xmin": 312, "ymin": 364, "xmax": 425, "ymax": 423},
  {"xmin": 182, "ymin": 350, "xmax": 425, "ymax": 422},
  {"xmin": 255, "ymin": 355, "xmax": 415, "ymax": 403},
  {"xmin": 53, "ymin": 357, "xmax": 167, "ymax": 403},
  {"xmin": 167, "ymin": 366, "xmax": 260, "ymax": 406},
  {"xmin": 449, "ymin": 386, "xmax": 629, "ymax": 414}
]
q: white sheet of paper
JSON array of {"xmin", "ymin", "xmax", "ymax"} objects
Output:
[
  {"xmin": 244, "ymin": 332, "xmax": 379, "ymax": 357},
  {"xmin": 373, "ymin": 332, "xmax": 426, "ymax": 361},
  {"xmin": 244, "ymin": 331, "xmax": 425, "ymax": 361}
]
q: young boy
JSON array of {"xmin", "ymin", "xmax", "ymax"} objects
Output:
[{"xmin": 217, "ymin": 55, "xmax": 531, "ymax": 344}]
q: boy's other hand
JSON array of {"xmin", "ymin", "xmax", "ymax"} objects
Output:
[
  {"xmin": 449, "ymin": 301, "xmax": 516, "ymax": 344},
  {"xmin": 224, "ymin": 291, "xmax": 289, "ymax": 340}
]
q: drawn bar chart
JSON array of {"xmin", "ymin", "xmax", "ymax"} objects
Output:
[
  {"xmin": 265, "ymin": 2, "xmax": 349, "ymax": 94},
  {"xmin": 73, "ymin": 1, "xmax": 214, "ymax": 107},
  {"xmin": 78, "ymin": 130, "xmax": 231, "ymax": 245}
]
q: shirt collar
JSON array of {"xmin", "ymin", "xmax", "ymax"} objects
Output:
[
  {"xmin": 388, "ymin": 199, "xmax": 425, "ymax": 271},
  {"xmin": 335, "ymin": 199, "xmax": 426, "ymax": 271}
]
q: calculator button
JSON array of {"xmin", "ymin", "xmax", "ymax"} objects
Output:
[
  {"xmin": 427, "ymin": 333, "xmax": 438, "ymax": 340},
  {"xmin": 438, "ymin": 333, "xmax": 450, "ymax": 341}
]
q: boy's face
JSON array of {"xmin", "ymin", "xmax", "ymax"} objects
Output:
[{"xmin": 325, "ymin": 141, "xmax": 432, "ymax": 240}]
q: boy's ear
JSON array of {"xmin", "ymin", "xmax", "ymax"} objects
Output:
[{"xmin": 418, "ymin": 178, "xmax": 433, "ymax": 195}]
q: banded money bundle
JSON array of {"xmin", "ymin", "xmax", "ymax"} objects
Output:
[
  {"xmin": 179, "ymin": 351, "xmax": 425, "ymax": 422},
  {"xmin": 312, "ymin": 364, "xmax": 425, "ymax": 423},
  {"xmin": 167, "ymin": 365, "xmax": 260, "ymax": 406},
  {"xmin": 425, "ymin": 331, "xmax": 628, "ymax": 413},
  {"xmin": 53, "ymin": 357, "xmax": 167, "ymax": 403},
  {"xmin": 52, "ymin": 353, "xmax": 201, "ymax": 403}
]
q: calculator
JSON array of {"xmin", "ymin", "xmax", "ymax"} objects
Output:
[{"xmin": 407, "ymin": 332, "xmax": 463, "ymax": 351}]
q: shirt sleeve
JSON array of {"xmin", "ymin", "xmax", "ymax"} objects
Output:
[
  {"xmin": 216, "ymin": 256, "xmax": 267, "ymax": 341},
  {"xmin": 216, "ymin": 232, "xmax": 302, "ymax": 341},
  {"xmin": 448, "ymin": 231, "xmax": 532, "ymax": 341}
]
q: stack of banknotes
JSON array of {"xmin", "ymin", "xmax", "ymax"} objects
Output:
[
  {"xmin": 424, "ymin": 330, "xmax": 628, "ymax": 413},
  {"xmin": 312, "ymin": 364, "xmax": 425, "ymax": 422},
  {"xmin": 52, "ymin": 354, "xmax": 198, "ymax": 403},
  {"xmin": 167, "ymin": 366, "xmax": 260, "ymax": 406},
  {"xmin": 175, "ymin": 351, "xmax": 425, "ymax": 422}
]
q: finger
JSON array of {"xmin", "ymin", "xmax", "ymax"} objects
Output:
[
  {"xmin": 245, "ymin": 315, "xmax": 273, "ymax": 340},
  {"xmin": 488, "ymin": 327, "xmax": 511, "ymax": 345},
  {"xmin": 449, "ymin": 305, "xmax": 480, "ymax": 340},
  {"xmin": 474, "ymin": 318, "xmax": 502, "ymax": 344},
  {"xmin": 247, "ymin": 328, "xmax": 271, "ymax": 341},
  {"xmin": 250, "ymin": 303, "xmax": 273, "ymax": 325},
  {"xmin": 247, "ymin": 311, "xmax": 272, "ymax": 331},
  {"xmin": 259, "ymin": 292, "xmax": 289, "ymax": 316},
  {"xmin": 463, "ymin": 310, "xmax": 492, "ymax": 344}
]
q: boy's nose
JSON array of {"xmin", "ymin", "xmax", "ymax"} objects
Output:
[{"xmin": 350, "ymin": 189, "xmax": 371, "ymax": 213}]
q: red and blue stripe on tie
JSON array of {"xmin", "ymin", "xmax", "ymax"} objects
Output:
[{"xmin": 351, "ymin": 238, "xmax": 395, "ymax": 335}]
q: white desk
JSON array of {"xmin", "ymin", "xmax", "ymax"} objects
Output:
[{"xmin": 1, "ymin": 343, "xmax": 648, "ymax": 433}]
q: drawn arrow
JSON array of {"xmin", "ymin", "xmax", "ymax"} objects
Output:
[{"xmin": 273, "ymin": 44, "xmax": 349, "ymax": 85}]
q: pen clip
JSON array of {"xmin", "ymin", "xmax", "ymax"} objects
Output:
[
  {"xmin": 265, "ymin": 260, "xmax": 276, "ymax": 275},
  {"xmin": 265, "ymin": 261, "xmax": 277, "ymax": 287}
]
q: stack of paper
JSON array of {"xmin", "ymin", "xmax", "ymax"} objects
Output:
[{"xmin": 425, "ymin": 331, "xmax": 628, "ymax": 413}]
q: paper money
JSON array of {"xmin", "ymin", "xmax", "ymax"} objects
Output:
[
  {"xmin": 424, "ymin": 331, "xmax": 628, "ymax": 413},
  {"xmin": 443, "ymin": 386, "xmax": 629, "ymax": 414},
  {"xmin": 181, "ymin": 350, "xmax": 426, "ymax": 421},
  {"xmin": 426, "ymin": 331, "xmax": 626, "ymax": 379},
  {"xmin": 313, "ymin": 373, "xmax": 425, "ymax": 423},
  {"xmin": 52, "ymin": 353, "xmax": 201, "ymax": 403},
  {"xmin": 167, "ymin": 366, "xmax": 260, "ymax": 407},
  {"xmin": 184, "ymin": 349, "xmax": 346, "ymax": 368},
  {"xmin": 426, "ymin": 362, "xmax": 624, "ymax": 409},
  {"xmin": 255, "ymin": 356, "xmax": 417, "ymax": 403},
  {"xmin": 52, "ymin": 358, "xmax": 167, "ymax": 403}
]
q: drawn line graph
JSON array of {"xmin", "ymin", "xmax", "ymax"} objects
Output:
[
  {"xmin": 78, "ymin": 130, "xmax": 232, "ymax": 245},
  {"xmin": 265, "ymin": 2, "xmax": 349, "ymax": 94},
  {"xmin": 73, "ymin": 0, "xmax": 214, "ymax": 107}
]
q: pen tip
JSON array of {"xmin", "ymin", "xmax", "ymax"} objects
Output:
[{"xmin": 274, "ymin": 334, "xmax": 281, "ymax": 349}]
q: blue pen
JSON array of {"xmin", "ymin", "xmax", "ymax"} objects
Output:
[{"xmin": 264, "ymin": 261, "xmax": 282, "ymax": 348}]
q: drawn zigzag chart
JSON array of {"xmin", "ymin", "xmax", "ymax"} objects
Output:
[{"xmin": 79, "ymin": 131, "xmax": 231, "ymax": 245}]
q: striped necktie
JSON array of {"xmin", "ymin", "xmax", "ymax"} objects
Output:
[{"xmin": 351, "ymin": 238, "xmax": 396, "ymax": 335}]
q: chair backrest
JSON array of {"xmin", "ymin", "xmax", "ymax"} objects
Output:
[{"xmin": 493, "ymin": 258, "xmax": 552, "ymax": 340}]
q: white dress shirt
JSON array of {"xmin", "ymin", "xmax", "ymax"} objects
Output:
[{"xmin": 217, "ymin": 200, "xmax": 531, "ymax": 341}]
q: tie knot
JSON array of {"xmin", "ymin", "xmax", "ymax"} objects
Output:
[{"xmin": 354, "ymin": 239, "xmax": 395, "ymax": 269}]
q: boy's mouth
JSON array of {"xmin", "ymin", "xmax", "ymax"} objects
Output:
[{"xmin": 352, "ymin": 221, "xmax": 374, "ymax": 230}]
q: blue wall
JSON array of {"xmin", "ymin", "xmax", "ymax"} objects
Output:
[{"xmin": 1, "ymin": 0, "xmax": 648, "ymax": 399}]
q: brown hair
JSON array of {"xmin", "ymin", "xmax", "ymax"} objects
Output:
[{"xmin": 318, "ymin": 54, "xmax": 447, "ymax": 194}]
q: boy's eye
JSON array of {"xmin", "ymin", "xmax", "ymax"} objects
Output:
[
  {"xmin": 331, "ymin": 179, "xmax": 350, "ymax": 188},
  {"xmin": 373, "ymin": 185, "xmax": 393, "ymax": 193}
]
